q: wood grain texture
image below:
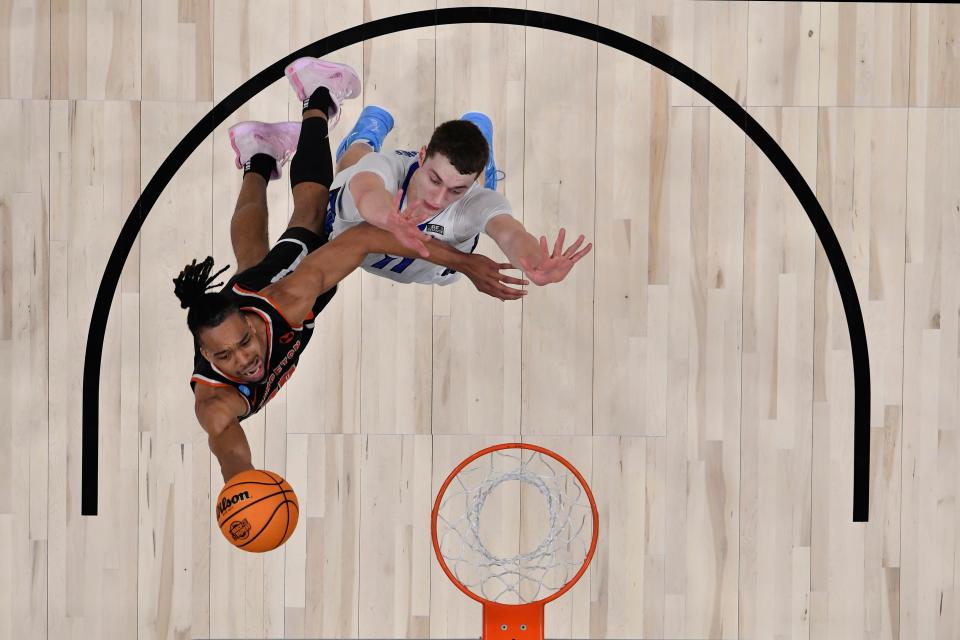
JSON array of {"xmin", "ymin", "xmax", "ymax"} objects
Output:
[
  {"xmin": 0, "ymin": 0, "xmax": 50, "ymax": 98},
  {"xmin": 5, "ymin": 2, "xmax": 960, "ymax": 639},
  {"xmin": 0, "ymin": 99, "xmax": 49, "ymax": 640}
]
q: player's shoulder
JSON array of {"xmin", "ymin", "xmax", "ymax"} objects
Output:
[
  {"xmin": 343, "ymin": 149, "xmax": 413, "ymax": 187},
  {"xmin": 358, "ymin": 148, "xmax": 415, "ymax": 171},
  {"xmin": 194, "ymin": 380, "xmax": 246, "ymax": 421},
  {"xmin": 442, "ymin": 186, "xmax": 512, "ymax": 241},
  {"xmin": 456, "ymin": 184, "xmax": 512, "ymax": 215}
]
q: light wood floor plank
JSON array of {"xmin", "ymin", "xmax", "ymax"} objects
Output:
[
  {"xmin": 521, "ymin": 0, "xmax": 598, "ymax": 438},
  {"xmin": 359, "ymin": 434, "xmax": 432, "ymax": 636},
  {"xmin": 0, "ymin": 0, "xmax": 49, "ymax": 98},
  {"xmin": 51, "ymin": 0, "xmax": 140, "ymax": 100},
  {"xmin": 667, "ymin": 0, "xmax": 749, "ymax": 108},
  {"xmin": 7, "ymin": 3, "xmax": 960, "ymax": 638},
  {"xmin": 747, "ymin": 2, "xmax": 821, "ymax": 107},
  {"xmin": 48, "ymin": 99, "xmax": 141, "ymax": 640},
  {"xmin": 142, "ymin": 0, "xmax": 212, "ymax": 101},
  {"xmin": 901, "ymin": 107, "xmax": 960, "ymax": 640},
  {"xmin": 0, "ymin": 98, "xmax": 48, "ymax": 640},
  {"xmin": 909, "ymin": 4, "xmax": 960, "ymax": 106},
  {"xmin": 740, "ymin": 106, "xmax": 818, "ymax": 640},
  {"xmin": 819, "ymin": 2, "xmax": 910, "ymax": 107}
]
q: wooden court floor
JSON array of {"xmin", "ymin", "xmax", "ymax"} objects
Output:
[{"xmin": 1, "ymin": 1, "xmax": 959, "ymax": 639}]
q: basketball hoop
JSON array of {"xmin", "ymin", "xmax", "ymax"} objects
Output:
[{"xmin": 431, "ymin": 443, "xmax": 599, "ymax": 640}]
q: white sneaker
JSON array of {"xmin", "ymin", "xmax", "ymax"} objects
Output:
[
  {"xmin": 228, "ymin": 121, "xmax": 301, "ymax": 180},
  {"xmin": 284, "ymin": 57, "xmax": 361, "ymax": 130}
]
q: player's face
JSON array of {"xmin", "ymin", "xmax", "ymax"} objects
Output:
[
  {"xmin": 198, "ymin": 312, "xmax": 267, "ymax": 382},
  {"xmin": 412, "ymin": 148, "xmax": 479, "ymax": 214}
]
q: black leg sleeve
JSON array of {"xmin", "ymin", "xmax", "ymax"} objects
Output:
[{"xmin": 289, "ymin": 117, "xmax": 333, "ymax": 189}]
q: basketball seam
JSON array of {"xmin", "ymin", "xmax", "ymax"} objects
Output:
[
  {"xmin": 271, "ymin": 472, "xmax": 294, "ymax": 549},
  {"xmin": 237, "ymin": 499, "xmax": 300, "ymax": 550},
  {"xmin": 221, "ymin": 479, "xmax": 287, "ymax": 491}
]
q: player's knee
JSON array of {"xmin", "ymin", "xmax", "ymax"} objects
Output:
[
  {"xmin": 291, "ymin": 181, "xmax": 328, "ymax": 209},
  {"xmin": 288, "ymin": 204, "xmax": 325, "ymax": 236}
]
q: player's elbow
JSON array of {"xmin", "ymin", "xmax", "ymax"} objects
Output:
[{"xmin": 197, "ymin": 399, "xmax": 232, "ymax": 438}]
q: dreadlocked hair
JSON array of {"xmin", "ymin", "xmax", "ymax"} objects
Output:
[{"xmin": 172, "ymin": 256, "xmax": 239, "ymax": 337}]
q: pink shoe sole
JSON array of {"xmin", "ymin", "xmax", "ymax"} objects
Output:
[
  {"xmin": 285, "ymin": 58, "xmax": 360, "ymax": 101},
  {"xmin": 284, "ymin": 57, "xmax": 361, "ymax": 129},
  {"xmin": 228, "ymin": 121, "xmax": 301, "ymax": 180}
]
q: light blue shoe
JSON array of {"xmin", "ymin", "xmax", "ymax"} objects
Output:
[
  {"xmin": 335, "ymin": 105, "xmax": 395, "ymax": 162},
  {"xmin": 460, "ymin": 111, "xmax": 503, "ymax": 190}
]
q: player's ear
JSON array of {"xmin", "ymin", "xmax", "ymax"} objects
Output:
[{"xmin": 418, "ymin": 145, "xmax": 427, "ymax": 164}]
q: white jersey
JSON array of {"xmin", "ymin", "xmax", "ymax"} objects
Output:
[{"xmin": 326, "ymin": 150, "xmax": 513, "ymax": 285}]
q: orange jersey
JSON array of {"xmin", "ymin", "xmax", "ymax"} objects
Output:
[{"xmin": 189, "ymin": 283, "xmax": 318, "ymax": 420}]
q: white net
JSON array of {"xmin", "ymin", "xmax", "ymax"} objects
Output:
[{"xmin": 434, "ymin": 447, "xmax": 595, "ymax": 604}]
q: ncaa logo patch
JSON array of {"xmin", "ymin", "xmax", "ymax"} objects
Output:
[
  {"xmin": 229, "ymin": 518, "xmax": 251, "ymax": 541},
  {"xmin": 279, "ymin": 331, "xmax": 294, "ymax": 344},
  {"xmin": 238, "ymin": 385, "xmax": 251, "ymax": 397}
]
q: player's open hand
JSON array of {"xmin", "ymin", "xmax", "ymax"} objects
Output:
[
  {"xmin": 462, "ymin": 254, "xmax": 530, "ymax": 301},
  {"xmin": 517, "ymin": 228, "xmax": 592, "ymax": 286},
  {"xmin": 384, "ymin": 189, "xmax": 433, "ymax": 258}
]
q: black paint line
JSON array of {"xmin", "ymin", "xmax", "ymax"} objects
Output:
[{"xmin": 83, "ymin": 7, "xmax": 870, "ymax": 521}]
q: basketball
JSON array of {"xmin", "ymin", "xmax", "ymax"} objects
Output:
[{"xmin": 215, "ymin": 469, "xmax": 299, "ymax": 553}]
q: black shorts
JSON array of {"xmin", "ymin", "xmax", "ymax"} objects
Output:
[{"xmin": 223, "ymin": 226, "xmax": 337, "ymax": 316}]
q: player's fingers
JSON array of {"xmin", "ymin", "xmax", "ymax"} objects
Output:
[
  {"xmin": 553, "ymin": 228, "xmax": 566, "ymax": 257},
  {"xmin": 570, "ymin": 243, "xmax": 593, "ymax": 262},
  {"xmin": 496, "ymin": 284, "xmax": 526, "ymax": 300},
  {"xmin": 539, "ymin": 236, "xmax": 549, "ymax": 255},
  {"xmin": 562, "ymin": 234, "xmax": 585, "ymax": 258},
  {"xmin": 409, "ymin": 229, "xmax": 431, "ymax": 245},
  {"xmin": 499, "ymin": 275, "xmax": 530, "ymax": 286},
  {"xmin": 392, "ymin": 189, "xmax": 404, "ymax": 211},
  {"xmin": 497, "ymin": 262, "xmax": 517, "ymax": 270},
  {"xmin": 401, "ymin": 200, "xmax": 430, "ymax": 224}
]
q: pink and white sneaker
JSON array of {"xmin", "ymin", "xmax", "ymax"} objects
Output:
[
  {"xmin": 228, "ymin": 121, "xmax": 301, "ymax": 180},
  {"xmin": 284, "ymin": 57, "xmax": 361, "ymax": 130}
]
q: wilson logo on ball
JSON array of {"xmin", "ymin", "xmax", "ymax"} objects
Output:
[
  {"xmin": 216, "ymin": 491, "xmax": 250, "ymax": 518},
  {"xmin": 229, "ymin": 519, "xmax": 252, "ymax": 541}
]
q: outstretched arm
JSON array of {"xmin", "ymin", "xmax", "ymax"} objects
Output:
[
  {"xmin": 350, "ymin": 173, "xmax": 433, "ymax": 257},
  {"xmin": 485, "ymin": 215, "xmax": 592, "ymax": 286},
  {"xmin": 261, "ymin": 222, "xmax": 422, "ymax": 324},
  {"xmin": 349, "ymin": 171, "xmax": 396, "ymax": 230},
  {"xmin": 372, "ymin": 234, "xmax": 530, "ymax": 301},
  {"xmin": 195, "ymin": 388, "xmax": 254, "ymax": 483}
]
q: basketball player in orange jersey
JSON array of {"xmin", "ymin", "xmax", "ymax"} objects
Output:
[{"xmin": 175, "ymin": 59, "xmax": 531, "ymax": 483}]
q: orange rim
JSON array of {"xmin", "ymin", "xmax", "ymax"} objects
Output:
[{"xmin": 430, "ymin": 442, "xmax": 599, "ymax": 607}]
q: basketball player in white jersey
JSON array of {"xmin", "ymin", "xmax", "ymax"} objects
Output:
[{"xmin": 324, "ymin": 106, "xmax": 592, "ymax": 292}]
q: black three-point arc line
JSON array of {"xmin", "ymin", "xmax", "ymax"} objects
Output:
[{"xmin": 82, "ymin": 7, "xmax": 871, "ymax": 521}]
